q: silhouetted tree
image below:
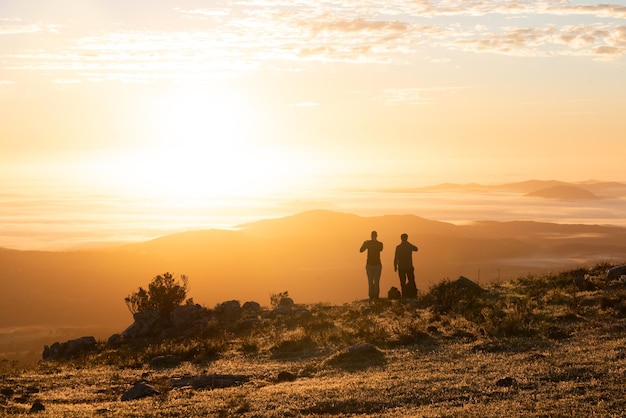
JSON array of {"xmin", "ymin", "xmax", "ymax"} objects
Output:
[{"xmin": 125, "ymin": 272, "xmax": 189, "ymax": 319}]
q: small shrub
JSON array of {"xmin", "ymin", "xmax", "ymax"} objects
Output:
[
  {"xmin": 125, "ymin": 272, "xmax": 190, "ymax": 319},
  {"xmin": 270, "ymin": 291, "xmax": 289, "ymax": 308}
]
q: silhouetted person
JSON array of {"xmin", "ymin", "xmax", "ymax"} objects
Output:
[
  {"xmin": 360, "ymin": 230, "xmax": 383, "ymax": 300},
  {"xmin": 394, "ymin": 233, "xmax": 418, "ymax": 298}
]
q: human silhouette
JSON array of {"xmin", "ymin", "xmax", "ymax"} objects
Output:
[
  {"xmin": 360, "ymin": 230, "xmax": 383, "ymax": 300},
  {"xmin": 394, "ymin": 233, "xmax": 419, "ymax": 298}
]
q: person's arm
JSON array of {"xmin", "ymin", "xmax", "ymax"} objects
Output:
[
  {"xmin": 394, "ymin": 246, "xmax": 399, "ymax": 271},
  {"xmin": 410, "ymin": 242, "xmax": 418, "ymax": 252},
  {"xmin": 360, "ymin": 241, "xmax": 368, "ymax": 253}
]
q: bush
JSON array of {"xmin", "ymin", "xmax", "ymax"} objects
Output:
[{"xmin": 125, "ymin": 272, "xmax": 189, "ymax": 319}]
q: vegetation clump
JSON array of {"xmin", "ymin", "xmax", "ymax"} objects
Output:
[
  {"xmin": 5, "ymin": 262, "xmax": 626, "ymax": 416},
  {"xmin": 124, "ymin": 272, "xmax": 191, "ymax": 319}
]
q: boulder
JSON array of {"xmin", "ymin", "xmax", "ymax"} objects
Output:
[
  {"xmin": 277, "ymin": 371, "xmax": 297, "ymax": 382},
  {"xmin": 607, "ymin": 265, "xmax": 626, "ymax": 281},
  {"xmin": 43, "ymin": 336, "xmax": 98, "ymax": 361},
  {"xmin": 106, "ymin": 333, "xmax": 123, "ymax": 349},
  {"xmin": 322, "ymin": 343, "xmax": 386, "ymax": 370},
  {"xmin": 122, "ymin": 310, "xmax": 161, "ymax": 339},
  {"xmin": 169, "ymin": 304, "xmax": 208, "ymax": 329},
  {"xmin": 121, "ymin": 382, "xmax": 160, "ymax": 401},
  {"xmin": 279, "ymin": 297, "xmax": 294, "ymax": 307},
  {"xmin": 29, "ymin": 400, "xmax": 45, "ymax": 413},
  {"xmin": 149, "ymin": 354, "xmax": 182, "ymax": 369},
  {"xmin": 454, "ymin": 276, "xmax": 485, "ymax": 293},
  {"xmin": 214, "ymin": 300, "xmax": 241, "ymax": 323},
  {"xmin": 171, "ymin": 374, "xmax": 249, "ymax": 390},
  {"xmin": 241, "ymin": 301, "xmax": 261, "ymax": 318}
]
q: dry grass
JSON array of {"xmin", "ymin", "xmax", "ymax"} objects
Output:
[{"xmin": 3, "ymin": 263, "xmax": 626, "ymax": 417}]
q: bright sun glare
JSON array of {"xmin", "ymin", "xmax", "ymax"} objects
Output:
[{"xmin": 90, "ymin": 88, "xmax": 304, "ymax": 200}]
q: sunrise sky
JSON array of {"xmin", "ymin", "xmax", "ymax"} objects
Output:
[{"xmin": 1, "ymin": 1, "xmax": 626, "ymax": 209}]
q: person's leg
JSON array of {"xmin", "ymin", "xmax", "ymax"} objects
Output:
[
  {"xmin": 372, "ymin": 264, "xmax": 382, "ymax": 299},
  {"xmin": 366, "ymin": 265, "xmax": 375, "ymax": 299},
  {"xmin": 398, "ymin": 270, "xmax": 407, "ymax": 298},
  {"xmin": 406, "ymin": 267, "xmax": 417, "ymax": 298}
]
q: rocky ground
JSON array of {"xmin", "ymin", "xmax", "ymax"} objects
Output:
[{"xmin": 2, "ymin": 264, "xmax": 626, "ymax": 417}]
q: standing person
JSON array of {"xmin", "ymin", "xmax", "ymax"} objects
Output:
[
  {"xmin": 360, "ymin": 231, "xmax": 383, "ymax": 300},
  {"xmin": 394, "ymin": 233, "xmax": 419, "ymax": 298}
]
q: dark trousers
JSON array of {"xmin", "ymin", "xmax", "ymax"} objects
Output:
[
  {"xmin": 398, "ymin": 267, "xmax": 417, "ymax": 298},
  {"xmin": 366, "ymin": 264, "xmax": 382, "ymax": 299}
]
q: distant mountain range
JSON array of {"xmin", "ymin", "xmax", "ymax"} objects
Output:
[
  {"xmin": 2, "ymin": 209, "xmax": 626, "ymax": 326},
  {"xmin": 380, "ymin": 180, "xmax": 626, "ymax": 200},
  {"xmin": 1, "ymin": 208, "xmax": 626, "ymax": 363}
]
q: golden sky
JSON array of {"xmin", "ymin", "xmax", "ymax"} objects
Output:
[{"xmin": 1, "ymin": 0, "xmax": 626, "ymax": 197}]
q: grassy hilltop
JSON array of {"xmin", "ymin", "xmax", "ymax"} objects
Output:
[{"xmin": 2, "ymin": 262, "xmax": 626, "ymax": 417}]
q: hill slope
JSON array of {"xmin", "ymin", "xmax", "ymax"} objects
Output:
[{"xmin": 1, "ymin": 210, "xmax": 625, "ymax": 355}]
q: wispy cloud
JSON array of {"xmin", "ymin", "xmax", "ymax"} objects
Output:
[
  {"xmin": 381, "ymin": 86, "xmax": 468, "ymax": 106},
  {"xmin": 0, "ymin": 17, "xmax": 60, "ymax": 35},
  {"xmin": 2, "ymin": 1, "xmax": 625, "ymax": 85}
]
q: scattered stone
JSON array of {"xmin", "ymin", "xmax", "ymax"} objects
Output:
[
  {"xmin": 1, "ymin": 387, "xmax": 14, "ymax": 397},
  {"xmin": 121, "ymin": 382, "xmax": 160, "ymax": 401},
  {"xmin": 323, "ymin": 343, "xmax": 386, "ymax": 370},
  {"xmin": 427, "ymin": 325, "xmax": 440, "ymax": 335},
  {"xmin": 455, "ymin": 276, "xmax": 485, "ymax": 293},
  {"xmin": 171, "ymin": 374, "xmax": 249, "ymax": 390},
  {"xmin": 43, "ymin": 336, "xmax": 98, "ymax": 361},
  {"xmin": 150, "ymin": 354, "xmax": 182, "ymax": 369},
  {"xmin": 106, "ymin": 333, "xmax": 123, "ymax": 349},
  {"xmin": 607, "ymin": 265, "xmax": 626, "ymax": 281},
  {"xmin": 496, "ymin": 377, "xmax": 518, "ymax": 387},
  {"xmin": 277, "ymin": 371, "xmax": 297, "ymax": 382},
  {"xmin": 214, "ymin": 300, "xmax": 241, "ymax": 323},
  {"xmin": 122, "ymin": 310, "xmax": 161, "ymax": 339},
  {"xmin": 169, "ymin": 304, "xmax": 209, "ymax": 329},
  {"xmin": 272, "ymin": 305, "xmax": 292, "ymax": 316},
  {"xmin": 29, "ymin": 400, "xmax": 45, "ymax": 413},
  {"xmin": 241, "ymin": 301, "xmax": 262, "ymax": 318}
]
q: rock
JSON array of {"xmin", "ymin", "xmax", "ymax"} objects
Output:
[
  {"xmin": 496, "ymin": 377, "xmax": 517, "ymax": 387},
  {"xmin": 323, "ymin": 343, "xmax": 386, "ymax": 370},
  {"xmin": 122, "ymin": 310, "xmax": 161, "ymax": 339},
  {"xmin": 455, "ymin": 276, "xmax": 485, "ymax": 293},
  {"xmin": 277, "ymin": 371, "xmax": 297, "ymax": 382},
  {"xmin": 607, "ymin": 265, "xmax": 626, "ymax": 281},
  {"xmin": 171, "ymin": 374, "xmax": 249, "ymax": 390},
  {"xmin": 387, "ymin": 287, "xmax": 401, "ymax": 300},
  {"xmin": 427, "ymin": 325, "xmax": 440, "ymax": 334},
  {"xmin": 43, "ymin": 336, "xmax": 98, "ymax": 361},
  {"xmin": 150, "ymin": 355, "xmax": 182, "ymax": 369},
  {"xmin": 121, "ymin": 382, "xmax": 160, "ymax": 401},
  {"xmin": 106, "ymin": 333, "xmax": 123, "ymax": 349},
  {"xmin": 214, "ymin": 300, "xmax": 241, "ymax": 323},
  {"xmin": 169, "ymin": 304, "xmax": 209, "ymax": 329},
  {"xmin": 241, "ymin": 301, "xmax": 261, "ymax": 318},
  {"xmin": 1, "ymin": 387, "xmax": 14, "ymax": 397},
  {"xmin": 29, "ymin": 400, "xmax": 45, "ymax": 413},
  {"xmin": 272, "ymin": 305, "xmax": 291, "ymax": 316}
]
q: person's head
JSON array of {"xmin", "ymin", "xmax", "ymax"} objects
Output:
[
  {"xmin": 371, "ymin": 231, "xmax": 378, "ymax": 240},
  {"xmin": 400, "ymin": 233, "xmax": 408, "ymax": 241}
]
